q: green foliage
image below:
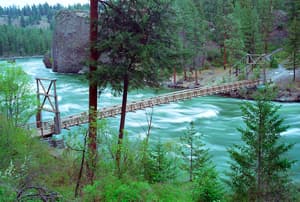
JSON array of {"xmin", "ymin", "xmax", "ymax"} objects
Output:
[
  {"xmin": 0, "ymin": 62, "xmax": 35, "ymax": 126},
  {"xmin": 227, "ymin": 86, "xmax": 296, "ymax": 201},
  {"xmin": 206, "ymin": 47, "xmax": 221, "ymax": 62},
  {"xmin": 83, "ymin": 176, "xmax": 156, "ymax": 201},
  {"xmin": 239, "ymin": 3, "xmax": 262, "ymax": 54},
  {"xmin": 180, "ymin": 122, "xmax": 224, "ymax": 202},
  {"xmin": 0, "ymin": 116, "xmax": 62, "ymax": 200},
  {"xmin": 270, "ymin": 56, "xmax": 279, "ymax": 68},
  {"xmin": 180, "ymin": 121, "xmax": 210, "ymax": 182},
  {"xmin": 95, "ymin": 120, "xmax": 147, "ymax": 178},
  {"xmin": 83, "ymin": 176, "xmax": 194, "ymax": 202},
  {"xmin": 224, "ymin": 11, "xmax": 246, "ymax": 67},
  {"xmin": 0, "ymin": 25, "xmax": 52, "ymax": 56},
  {"xmin": 0, "ymin": 3, "xmax": 90, "ymax": 57},
  {"xmin": 0, "ymin": 165, "xmax": 17, "ymax": 201},
  {"xmin": 144, "ymin": 139, "xmax": 178, "ymax": 184},
  {"xmin": 200, "ymin": 0, "xmax": 219, "ymax": 26},
  {"xmin": 94, "ymin": 0, "xmax": 183, "ymax": 175},
  {"xmin": 95, "ymin": 0, "xmax": 181, "ymax": 93},
  {"xmin": 192, "ymin": 166, "xmax": 225, "ymax": 202},
  {"xmin": 175, "ymin": 0, "xmax": 206, "ymax": 71},
  {"xmin": 0, "ymin": 116, "xmax": 30, "ymax": 170},
  {"xmin": 258, "ymin": 0, "xmax": 274, "ymax": 53},
  {"xmin": 275, "ymin": 50, "xmax": 290, "ymax": 62},
  {"xmin": 0, "ymin": 3, "xmax": 88, "ymax": 28},
  {"xmin": 285, "ymin": 11, "xmax": 300, "ymax": 81},
  {"xmin": 151, "ymin": 183, "xmax": 193, "ymax": 202},
  {"xmin": 0, "ymin": 115, "xmax": 83, "ymax": 201},
  {"xmin": 252, "ymin": 65, "xmax": 261, "ymax": 79}
]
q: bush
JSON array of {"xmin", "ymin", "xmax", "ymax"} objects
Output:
[
  {"xmin": 0, "ymin": 165, "xmax": 18, "ymax": 202},
  {"xmin": 0, "ymin": 185, "xmax": 16, "ymax": 202},
  {"xmin": 206, "ymin": 47, "xmax": 221, "ymax": 64},
  {"xmin": 83, "ymin": 175, "xmax": 156, "ymax": 201},
  {"xmin": 192, "ymin": 166, "xmax": 224, "ymax": 202},
  {"xmin": 274, "ymin": 50, "xmax": 289, "ymax": 63},
  {"xmin": 144, "ymin": 139, "xmax": 179, "ymax": 184},
  {"xmin": 0, "ymin": 62, "xmax": 36, "ymax": 126},
  {"xmin": 152, "ymin": 183, "xmax": 193, "ymax": 202},
  {"xmin": 270, "ymin": 56, "xmax": 279, "ymax": 68}
]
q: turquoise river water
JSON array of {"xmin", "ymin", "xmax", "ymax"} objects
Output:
[{"xmin": 12, "ymin": 58, "xmax": 300, "ymax": 182}]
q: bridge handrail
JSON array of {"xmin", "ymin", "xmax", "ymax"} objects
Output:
[{"xmin": 25, "ymin": 79, "xmax": 261, "ymax": 135}]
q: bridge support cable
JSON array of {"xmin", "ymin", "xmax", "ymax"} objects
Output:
[{"xmin": 36, "ymin": 78, "xmax": 61, "ymax": 136}]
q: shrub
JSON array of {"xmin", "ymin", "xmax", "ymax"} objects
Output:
[
  {"xmin": 270, "ymin": 56, "xmax": 279, "ymax": 68},
  {"xmin": 83, "ymin": 176, "xmax": 156, "ymax": 201}
]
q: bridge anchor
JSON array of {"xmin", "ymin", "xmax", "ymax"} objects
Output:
[{"xmin": 36, "ymin": 78, "xmax": 61, "ymax": 136}]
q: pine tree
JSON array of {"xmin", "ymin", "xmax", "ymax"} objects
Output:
[
  {"xmin": 95, "ymin": 0, "xmax": 181, "ymax": 174},
  {"xmin": 225, "ymin": 7, "xmax": 246, "ymax": 76},
  {"xmin": 227, "ymin": 87, "xmax": 295, "ymax": 201},
  {"xmin": 86, "ymin": 0, "xmax": 99, "ymax": 185},
  {"xmin": 215, "ymin": 0, "xmax": 234, "ymax": 70},
  {"xmin": 180, "ymin": 121, "xmax": 209, "ymax": 182},
  {"xmin": 201, "ymin": 0, "xmax": 219, "ymax": 26},
  {"xmin": 257, "ymin": 0, "xmax": 274, "ymax": 53},
  {"xmin": 238, "ymin": 1, "xmax": 262, "ymax": 54},
  {"xmin": 285, "ymin": 0, "xmax": 300, "ymax": 81},
  {"xmin": 144, "ymin": 139, "xmax": 177, "ymax": 183},
  {"xmin": 175, "ymin": 0, "xmax": 205, "ymax": 85},
  {"xmin": 180, "ymin": 122, "xmax": 224, "ymax": 201},
  {"xmin": 0, "ymin": 25, "xmax": 51, "ymax": 57},
  {"xmin": 193, "ymin": 166, "xmax": 224, "ymax": 202}
]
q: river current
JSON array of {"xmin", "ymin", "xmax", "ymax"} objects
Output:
[{"xmin": 13, "ymin": 58, "xmax": 300, "ymax": 182}]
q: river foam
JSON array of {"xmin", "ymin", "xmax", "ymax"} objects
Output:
[
  {"xmin": 15, "ymin": 58, "xmax": 300, "ymax": 183},
  {"xmin": 281, "ymin": 128, "xmax": 300, "ymax": 136}
]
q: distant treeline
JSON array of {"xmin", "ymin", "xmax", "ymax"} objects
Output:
[
  {"xmin": 0, "ymin": 3, "xmax": 89, "ymax": 57},
  {"xmin": 0, "ymin": 25, "xmax": 52, "ymax": 56},
  {"xmin": 0, "ymin": 3, "xmax": 89, "ymax": 27}
]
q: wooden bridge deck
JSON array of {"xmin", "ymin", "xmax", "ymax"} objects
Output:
[{"xmin": 29, "ymin": 80, "xmax": 260, "ymax": 137}]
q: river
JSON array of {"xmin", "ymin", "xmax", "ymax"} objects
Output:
[{"xmin": 12, "ymin": 58, "xmax": 300, "ymax": 182}]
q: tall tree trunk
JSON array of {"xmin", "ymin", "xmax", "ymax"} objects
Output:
[
  {"xmin": 263, "ymin": 23, "xmax": 268, "ymax": 54},
  {"xmin": 87, "ymin": 0, "xmax": 99, "ymax": 185},
  {"xmin": 263, "ymin": 0, "xmax": 273, "ymax": 82},
  {"xmin": 116, "ymin": 73, "xmax": 129, "ymax": 176},
  {"xmin": 184, "ymin": 68, "xmax": 187, "ymax": 81},
  {"xmin": 251, "ymin": 34, "xmax": 255, "ymax": 54},
  {"xmin": 257, "ymin": 110, "xmax": 264, "ymax": 201},
  {"xmin": 293, "ymin": 51, "xmax": 296, "ymax": 81},
  {"xmin": 223, "ymin": 34, "xmax": 227, "ymax": 70},
  {"xmin": 190, "ymin": 144, "xmax": 193, "ymax": 182},
  {"xmin": 75, "ymin": 132, "xmax": 88, "ymax": 198},
  {"xmin": 195, "ymin": 69, "xmax": 198, "ymax": 86},
  {"xmin": 263, "ymin": 64, "xmax": 266, "ymax": 83},
  {"xmin": 262, "ymin": 23, "xmax": 267, "ymax": 84},
  {"xmin": 193, "ymin": 60, "xmax": 198, "ymax": 85},
  {"xmin": 173, "ymin": 67, "xmax": 177, "ymax": 84}
]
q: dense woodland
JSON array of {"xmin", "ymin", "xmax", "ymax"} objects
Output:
[
  {"xmin": 0, "ymin": 0, "xmax": 300, "ymax": 201},
  {"xmin": 0, "ymin": 0, "xmax": 298, "ymax": 61}
]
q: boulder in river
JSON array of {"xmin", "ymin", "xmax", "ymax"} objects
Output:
[{"xmin": 51, "ymin": 10, "xmax": 89, "ymax": 73}]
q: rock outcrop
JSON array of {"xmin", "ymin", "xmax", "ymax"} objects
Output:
[
  {"xmin": 51, "ymin": 10, "xmax": 89, "ymax": 73},
  {"xmin": 43, "ymin": 52, "xmax": 52, "ymax": 68}
]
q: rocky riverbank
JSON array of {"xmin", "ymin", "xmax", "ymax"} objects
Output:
[
  {"xmin": 220, "ymin": 87, "xmax": 300, "ymax": 102},
  {"xmin": 0, "ymin": 55, "xmax": 43, "ymax": 61},
  {"xmin": 169, "ymin": 66, "xmax": 300, "ymax": 102}
]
